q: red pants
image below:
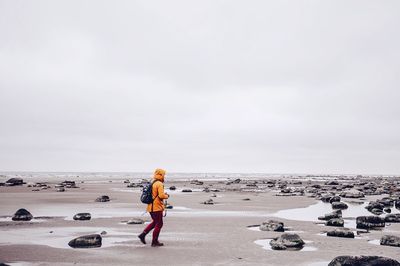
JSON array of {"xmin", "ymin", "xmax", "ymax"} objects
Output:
[{"xmin": 143, "ymin": 211, "xmax": 164, "ymax": 243}]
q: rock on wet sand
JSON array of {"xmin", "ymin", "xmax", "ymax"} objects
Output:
[
  {"xmin": 259, "ymin": 220, "xmax": 284, "ymax": 232},
  {"xmin": 269, "ymin": 233, "xmax": 305, "ymax": 250},
  {"xmin": 380, "ymin": 235, "xmax": 400, "ymax": 247},
  {"xmin": 328, "ymin": 255, "xmax": 400, "ymax": 266},
  {"xmin": 12, "ymin": 208, "xmax": 33, "ymax": 221},
  {"xmin": 68, "ymin": 234, "xmax": 102, "ymax": 248}
]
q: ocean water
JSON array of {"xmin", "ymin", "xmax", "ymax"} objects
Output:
[{"xmin": 0, "ymin": 171, "xmax": 387, "ymax": 183}]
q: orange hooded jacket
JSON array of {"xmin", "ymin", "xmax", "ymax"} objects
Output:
[{"xmin": 147, "ymin": 168, "xmax": 169, "ymax": 212}]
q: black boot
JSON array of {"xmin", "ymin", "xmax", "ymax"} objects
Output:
[
  {"xmin": 138, "ymin": 232, "xmax": 147, "ymax": 244},
  {"xmin": 151, "ymin": 241, "xmax": 164, "ymax": 247}
]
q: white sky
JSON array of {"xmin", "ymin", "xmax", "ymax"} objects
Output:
[{"xmin": 0, "ymin": 1, "xmax": 399, "ymax": 174}]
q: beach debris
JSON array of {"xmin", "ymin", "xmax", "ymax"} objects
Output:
[
  {"xmin": 328, "ymin": 255, "xmax": 400, "ymax": 266},
  {"xmin": 68, "ymin": 234, "xmax": 102, "ymax": 248},
  {"xmin": 242, "ymin": 198, "xmax": 251, "ymax": 201},
  {"xmin": 339, "ymin": 189, "xmax": 365, "ymax": 198},
  {"xmin": 380, "ymin": 235, "xmax": 400, "ymax": 247},
  {"xmin": 269, "ymin": 233, "xmax": 305, "ymax": 250},
  {"xmin": 95, "ymin": 195, "xmax": 110, "ymax": 202},
  {"xmin": 318, "ymin": 210, "xmax": 342, "ymax": 221},
  {"xmin": 12, "ymin": 208, "xmax": 33, "ymax": 221},
  {"xmin": 259, "ymin": 220, "xmax": 284, "ymax": 232},
  {"xmin": 331, "ymin": 202, "xmax": 348, "ymax": 210},
  {"xmin": 356, "ymin": 216, "xmax": 385, "ymax": 229},
  {"xmin": 73, "ymin": 213, "xmax": 91, "ymax": 221},
  {"xmin": 326, "ymin": 228, "xmax": 354, "ymax": 238},
  {"xmin": 166, "ymin": 204, "xmax": 173, "ymax": 209},
  {"xmin": 325, "ymin": 218, "xmax": 344, "ymax": 227},
  {"xmin": 5, "ymin": 178, "xmax": 24, "ymax": 186},
  {"xmin": 385, "ymin": 213, "xmax": 400, "ymax": 223},
  {"xmin": 127, "ymin": 218, "xmax": 145, "ymax": 224},
  {"xmin": 169, "ymin": 186, "xmax": 176, "ymax": 190},
  {"xmin": 182, "ymin": 189, "xmax": 192, "ymax": 193}
]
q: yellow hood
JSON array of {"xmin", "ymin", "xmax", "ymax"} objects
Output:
[{"xmin": 153, "ymin": 168, "xmax": 166, "ymax": 182}]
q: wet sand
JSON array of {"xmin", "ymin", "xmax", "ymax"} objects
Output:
[{"xmin": 1, "ymin": 178, "xmax": 400, "ymax": 265}]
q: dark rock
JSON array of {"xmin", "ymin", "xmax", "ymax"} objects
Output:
[
  {"xmin": 380, "ymin": 235, "xmax": 400, "ymax": 247},
  {"xmin": 328, "ymin": 256, "xmax": 400, "ymax": 266},
  {"xmin": 329, "ymin": 196, "xmax": 341, "ymax": 203},
  {"xmin": 202, "ymin": 199, "xmax": 214, "ymax": 205},
  {"xmin": 169, "ymin": 186, "xmax": 176, "ymax": 190},
  {"xmin": 385, "ymin": 214, "xmax": 400, "ymax": 223},
  {"xmin": 259, "ymin": 220, "xmax": 284, "ymax": 232},
  {"xmin": 269, "ymin": 233, "xmax": 305, "ymax": 250},
  {"xmin": 57, "ymin": 187, "xmax": 65, "ymax": 192},
  {"xmin": 326, "ymin": 228, "xmax": 355, "ymax": 238},
  {"xmin": 5, "ymin": 178, "xmax": 23, "ymax": 186},
  {"xmin": 68, "ymin": 234, "xmax": 102, "ymax": 248},
  {"xmin": 12, "ymin": 208, "xmax": 33, "ymax": 221},
  {"xmin": 318, "ymin": 210, "xmax": 342, "ymax": 221},
  {"xmin": 384, "ymin": 207, "xmax": 392, "ymax": 213},
  {"xmin": 332, "ymin": 202, "xmax": 348, "ymax": 210},
  {"xmin": 325, "ymin": 218, "xmax": 344, "ymax": 227},
  {"xmin": 95, "ymin": 195, "xmax": 110, "ymax": 202},
  {"xmin": 365, "ymin": 201, "xmax": 384, "ymax": 213},
  {"xmin": 340, "ymin": 189, "xmax": 365, "ymax": 198},
  {"xmin": 370, "ymin": 208, "xmax": 383, "ymax": 215},
  {"xmin": 165, "ymin": 205, "xmax": 173, "ymax": 209},
  {"xmin": 325, "ymin": 181, "xmax": 339, "ymax": 186},
  {"xmin": 242, "ymin": 198, "xmax": 251, "ymax": 201},
  {"xmin": 320, "ymin": 194, "xmax": 333, "ymax": 203},
  {"xmin": 182, "ymin": 189, "xmax": 192, "ymax": 193},
  {"xmin": 356, "ymin": 216, "xmax": 385, "ymax": 229},
  {"xmin": 395, "ymin": 200, "xmax": 400, "ymax": 209},
  {"xmin": 127, "ymin": 218, "xmax": 144, "ymax": 224},
  {"xmin": 73, "ymin": 213, "xmax": 91, "ymax": 221},
  {"xmin": 100, "ymin": 231, "xmax": 107, "ymax": 235}
]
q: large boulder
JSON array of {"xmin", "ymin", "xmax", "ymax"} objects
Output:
[
  {"xmin": 259, "ymin": 220, "xmax": 284, "ymax": 232},
  {"xmin": 269, "ymin": 233, "xmax": 305, "ymax": 250},
  {"xmin": 356, "ymin": 216, "xmax": 385, "ymax": 229},
  {"xmin": 73, "ymin": 213, "xmax": 91, "ymax": 221},
  {"xmin": 326, "ymin": 228, "xmax": 354, "ymax": 238},
  {"xmin": 5, "ymin": 178, "xmax": 23, "ymax": 186},
  {"xmin": 325, "ymin": 218, "xmax": 344, "ymax": 227},
  {"xmin": 95, "ymin": 195, "xmax": 110, "ymax": 202},
  {"xmin": 12, "ymin": 208, "xmax": 33, "ymax": 221},
  {"xmin": 332, "ymin": 202, "xmax": 348, "ymax": 210},
  {"xmin": 318, "ymin": 210, "xmax": 342, "ymax": 221},
  {"xmin": 340, "ymin": 189, "xmax": 365, "ymax": 198},
  {"xmin": 328, "ymin": 256, "xmax": 400, "ymax": 266},
  {"xmin": 365, "ymin": 201, "xmax": 384, "ymax": 213},
  {"xmin": 68, "ymin": 234, "xmax": 102, "ymax": 248},
  {"xmin": 380, "ymin": 235, "xmax": 400, "ymax": 247},
  {"xmin": 385, "ymin": 214, "xmax": 400, "ymax": 223}
]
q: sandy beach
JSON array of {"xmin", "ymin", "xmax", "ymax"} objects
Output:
[{"xmin": 1, "ymin": 175, "xmax": 400, "ymax": 266}]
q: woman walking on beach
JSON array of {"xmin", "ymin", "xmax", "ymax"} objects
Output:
[{"xmin": 138, "ymin": 168, "xmax": 169, "ymax": 247}]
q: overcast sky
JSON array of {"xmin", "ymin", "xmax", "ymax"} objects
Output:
[{"xmin": 0, "ymin": 1, "xmax": 399, "ymax": 174}]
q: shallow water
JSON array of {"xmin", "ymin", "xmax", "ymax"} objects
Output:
[
  {"xmin": 273, "ymin": 199, "xmax": 400, "ymax": 229},
  {"xmin": 0, "ymin": 226, "xmax": 136, "ymax": 249}
]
